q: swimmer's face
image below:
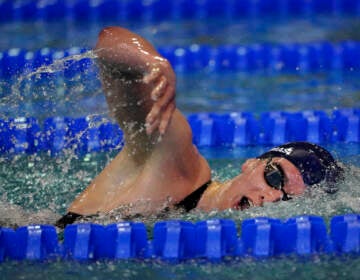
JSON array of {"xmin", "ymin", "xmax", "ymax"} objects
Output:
[{"xmin": 197, "ymin": 157, "xmax": 306, "ymax": 211}]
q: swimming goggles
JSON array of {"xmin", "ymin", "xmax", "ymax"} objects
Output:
[{"xmin": 264, "ymin": 159, "xmax": 291, "ymax": 201}]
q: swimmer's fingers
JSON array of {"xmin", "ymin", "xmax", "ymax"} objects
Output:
[
  {"xmin": 151, "ymin": 76, "xmax": 167, "ymax": 101},
  {"xmin": 147, "ymin": 81, "xmax": 175, "ymax": 125},
  {"xmin": 160, "ymin": 77, "xmax": 175, "ymax": 109},
  {"xmin": 143, "ymin": 67, "xmax": 161, "ymax": 84},
  {"xmin": 146, "ymin": 85, "xmax": 175, "ymax": 135},
  {"xmin": 145, "ymin": 117, "xmax": 161, "ymax": 136},
  {"xmin": 144, "ymin": 60, "xmax": 176, "ymax": 135},
  {"xmin": 159, "ymin": 99, "xmax": 175, "ymax": 134},
  {"xmin": 158, "ymin": 81, "xmax": 176, "ymax": 134}
]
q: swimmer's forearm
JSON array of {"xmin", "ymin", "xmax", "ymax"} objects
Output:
[{"xmin": 95, "ymin": 26, "xmax": 176, "ymax": 136}]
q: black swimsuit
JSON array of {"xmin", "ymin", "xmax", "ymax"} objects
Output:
[
  {"xmin": 55, "ymin": 212, "xmax": 83, "ymax": 228},
  {"xmin": 174, "ymin": 180, "xmax": 211, "ymax": 211},
  {"xmin": 55, "ymin": 181, "xmax": 212, "ymax": 229}
]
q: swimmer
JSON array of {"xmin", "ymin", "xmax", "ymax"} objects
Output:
[{"xmin": 56, "ymin": 27, "xmax": 343, "ymax": 228}]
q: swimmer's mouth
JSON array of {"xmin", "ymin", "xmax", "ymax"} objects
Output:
[{"xmin": 235, "ymin": 196, "xmax": 253, "ymax": 211}]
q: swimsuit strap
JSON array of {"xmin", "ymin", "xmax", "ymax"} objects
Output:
[
  {"xmin": 55, "ymin": 212, "xmax": 83, "ymax": 229},
  {"xmin": 175, "ymin": 180, "xmax": 212, "ymax": 212}
]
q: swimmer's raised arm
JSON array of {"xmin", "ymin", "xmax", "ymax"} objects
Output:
[
  {"xmin": 95, "ymin": 26, "xmax": 175, "ymax": 135},
  {"xmin": 59, "ymin": 26, "xmax": 211, "ymax": 221}
]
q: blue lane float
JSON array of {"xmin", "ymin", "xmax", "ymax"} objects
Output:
[
  {"xmin": 0, "ymin": 214, "xmax": 359, "ymax": 262},
  {"xmin": 1, "ymin": 0, "xmax": 360, "ymax": 22},
  {"xmin": 0, "ymin": 108, "xmax": 359, "ymax": 155},
  {"xmin": 62, "ymin": 222, "xmax": 149, "ymax": 260},
  {"xmin": 153, "ymin": 221, "xmax": 195, "ymax": 261},
  {"xmin": 0, "ymin": 225, "xmax": 59, "ymax": 261},
  {"xmin": 188, "ymin": 108, "xmax": 360, "ymax": 146},
  {"xmin": 331, "ymin": 214, "xmax": 360, "ymax": 253},
  {"xmin": 2, "ymin": 42, "xmax": 360, "ymax": 79},
  {"xmin": 161, "ymin": 42, "xmax": 360, "ymax": 73}
]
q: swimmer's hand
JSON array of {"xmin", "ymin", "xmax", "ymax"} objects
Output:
[{"xmin": 144, "ymin": 60, "xmax": 176, "ymax": 136}]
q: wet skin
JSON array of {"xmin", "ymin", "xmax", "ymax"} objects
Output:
[
  {"xmin": 68, "ymin": 26, "xmax": 307, "ymax": 216},
  {"xmin": 69, "ymin": 26, "xmax": 211, "ymax": 216},
  {"xmin": 198, "ymin": 157, "xmax": 306, "ymax": 211}
]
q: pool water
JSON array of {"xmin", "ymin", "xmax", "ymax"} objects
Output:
[
  {"xmin": 0, "ymin": 144, "xmax": 359, "ymax": 228},
  {"xmin": 0, "ymin": 256, "xmax": 359, "ymax": 280},
  {"xmin": 176, "ymin": 71, "xmax": 360, "ymax": 115},
  {"xmin": 1, "ymin": 7, "xmax": 360, "ymax": 280},
  {"xmin": 2, "ymin": 68, "xmax": 360, "ymax": 120},
  {"xmin": 2, "ymin": 16, "xmax": 360, "ymax": 50}
]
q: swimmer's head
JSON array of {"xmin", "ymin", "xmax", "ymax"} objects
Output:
[
  {"xmin": 197, "ymin": 142, "xmax": 344, "ymax": 211},
  {"xmin": 258, "ymin": 142, "xmax": 344, "ymax": 193}
]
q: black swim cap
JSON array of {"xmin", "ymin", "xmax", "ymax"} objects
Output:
[{"xmin": 258, "ymin": 142, "xmax": 343, "ymax": 193}]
